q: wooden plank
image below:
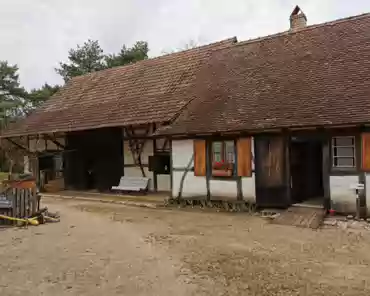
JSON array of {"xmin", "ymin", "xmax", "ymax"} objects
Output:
[
  {"xmin": 29, "ymin": 188, "xmax": 38, "ymax": 215},
  {"xmin": 16, "ymin": 189, "xmax": 20, "ymax": 218},
  {"xmin": 21, "ymin": 189, "xmax": 25, "ymax": 218},
  {"xmin": 322, "ymin": 138, "xmax": 331, "ymax": 209},
  {"xmin": 27, "ymin": 188, "xmax": 32, "ymax": 216},
  {"xmin": 362, "ymin": 133, "xmax": 370, "ymax": 171},
  {"xmin": 194, "ymin": 140, "xmax": 206, "ymax": 176},
  {"xmin": 237, "ymin": 137, "xmax": 252, "ymax": 177}
]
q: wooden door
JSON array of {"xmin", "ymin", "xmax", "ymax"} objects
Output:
[{"xmin": 254, "ymin": 135, "xmax": 290, "ymax": 207}]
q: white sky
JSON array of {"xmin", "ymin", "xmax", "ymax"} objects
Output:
[{"xmin": 1, "ymin": 0, "xmax": 370, "ymax": 90}]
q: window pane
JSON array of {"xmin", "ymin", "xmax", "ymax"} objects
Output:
[
  {"xmin": 334, "ymin": 137, "xmax": 354, "ymax": 146},
  {"xmin": 225, "ymin": 141, "xmax": 235, "ymax": 163},
  {"xmin": 334, "ymin": 157, "xmax": 355, "ymax": 167},
  {"xmin": 334, "ymin": 147, "xmax": 354, "ymax": 157},
  {"xmin": 212, "ymin": 142, "xmax": 222, "ymax": 162},
  {"xmin": 54, "ymin": 155, "xmax": 63, "ymax": 171}
]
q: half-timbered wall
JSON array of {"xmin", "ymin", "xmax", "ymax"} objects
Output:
[
  {"xmin": 25, "ymin": 137, "xmax": 65, "ymax": 174},
  {"xmin": 329, "ymin": 131, "xmax": 364, "ymax": 215},
  {"xmin": 123, "ymin": 132, "xmax": 170, "ymax": 192},
  {"xmin": 172, "ymin": 139, "xmax": 256, "ymax": 201},
  {"xmin": 28, "ymin": 137, "xmax": 65, "ymax": 152}
]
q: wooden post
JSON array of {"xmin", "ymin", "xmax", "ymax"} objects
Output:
[
  {"xmin": 322, "ymin": 136, "xmax": 331, "ymax": 210},
  {"xmin": 169, "ymin": 139, "xmax": 173, "ymax": 198},
  {"xmin": 206, "ymin": 140, "xmax": 211, "ymax": 200},
  {"xmin": 235, "ymin": 139, "xmax": 243, "ymax": 200},
  {"xmin": 152, "ymin": 124, "xmax": 158, "ymax": 192},
  {"xmin": 284, "ymin": 131, "xmax": 291, "ymax": 205},
  {"xmin": 31, "ymin": 187, "xmax": 37, "ymax": 214}
]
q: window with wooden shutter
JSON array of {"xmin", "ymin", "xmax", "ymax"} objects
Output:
[
  {"xmin": 194, "ymin": 140, "xmax": 206, "ymax": 176},
  {"xmin": 362, "ymin": 133, "xmax": 370, "ymax": 171},
  {"xmin": 237, "ymin": 137, "xmax": 252, "ymax": 177},
  {"xmin": 211, "ymin": 140, "xmax": 235, "ymax": 177}
]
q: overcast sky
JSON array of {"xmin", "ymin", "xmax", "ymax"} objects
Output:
[{"xmin": 1, "ymin": 0, "xmax": 370, "ymax": 90}]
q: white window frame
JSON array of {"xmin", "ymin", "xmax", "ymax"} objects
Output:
[{"xmin": 331, "ymin": 136, "xmax": 356, "ymax": 168}]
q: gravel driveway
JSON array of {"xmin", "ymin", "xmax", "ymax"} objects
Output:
[{"xmin": 1, "ymin": 197, "xmax": 370, "ymax": 296}]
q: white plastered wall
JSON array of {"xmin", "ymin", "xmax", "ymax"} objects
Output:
[
  {"xmin": 123, "ymin": 138, "xmax": 170, "ymax": 192},
  {"xmin": 330, "ymin": 175, "xmax": 358, "ymax": 214},
  {"xmin": 172, "ymin": 139, "xmax": 256, "ymax": 202},
  {"xmin": 28, "ymin": 137, "xmax": 65, "ymax": 152}
]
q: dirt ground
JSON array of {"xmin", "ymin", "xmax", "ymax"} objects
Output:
[{"xmin": 1, "ymin": 198, "xmax": 370, "ymax": 296}]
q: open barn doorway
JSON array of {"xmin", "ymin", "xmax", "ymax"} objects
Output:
[
  {"xmin": 289, "ymin": 136, "xmax": 324, "ymax": 207},
  {"xmin": 64, "ymin": 128, "xmax": 123, "ymax": 192}
]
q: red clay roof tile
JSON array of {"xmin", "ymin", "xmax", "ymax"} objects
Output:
[
  {"xmin": 158, "ymin": 13, "xmax": 370, "ymax": 136},
  {"xmin": 2, "ymin": 37, "xmax": 237, "ymax": 137}
]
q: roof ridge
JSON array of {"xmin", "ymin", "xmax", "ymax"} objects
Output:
[
  {"xmin": 69, "ymin": 37, "xmax": 237, "ymax": 82},
  {"xmin": 235, "ymin": 11, "xmax": 370, "ymax": 48}
]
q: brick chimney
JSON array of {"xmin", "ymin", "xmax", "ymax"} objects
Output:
[{"xmin": 290, "ymin": 5, "xmax": 307, "ymax": 30}]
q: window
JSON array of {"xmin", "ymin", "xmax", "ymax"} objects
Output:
[
  {"xmin": 332, "ymin": 136, "xmax": 356, "ymax": 168},
  {"xmin": 212, "ymin": 141, "xmax": 235, "ymax": 177}
]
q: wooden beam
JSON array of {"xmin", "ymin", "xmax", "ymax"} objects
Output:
[
  {"xmin": 322, "ymin": 136, "xmax": 331, "ymax": 210},
  {"xmin": 161, "ymin": 138, "xmax": 169, "ymax": 151},
  {"xmin": 152, "ymin": 124, "xmax": 158, "ymax": 191},
  {"xmin": 169, "ymin": 140, "xmax": 173, "ymax": 197},
  {"xmin": 205, "ymin": 140, "xmax": 211, "ymax": 200},
  {"xmin": 44, "ymin": 134, "xmax": 65, "ymax": 150},
  {"xmin": 126, "ymin": 125, "xmax": 151, "ymax": 178},
  {"xmin": 6, "ymin": 138, "xmax": 29, "ymax": 152}
]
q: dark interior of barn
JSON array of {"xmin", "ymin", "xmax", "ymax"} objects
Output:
[
  {"xmin": 290, "ymin": 137, "xmax": 324, "ymax": 205},
  {"xmin": 63, "ymin": 127, "xmax": 123, "ymax": 192}
]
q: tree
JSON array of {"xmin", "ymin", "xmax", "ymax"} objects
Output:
[
  {"xmin": 105, "ymin": 41, "xmax": 149, "ymax": 68},
  {"xmin": 0, "ymin": 61, "xmax": 29, "ymax": 175},
  {"xmin": 56, "ymin": 39, "xmax": 106, "ymax": 82},
  {"xmin": 27, "ymin": 83, "xmax": 60, "ymax": 110},
  {"xmin": 56, "ymin": 40, "xmax": 149, "ymax": 81},
  {"xmin": 0, "ymin": 61, "xmax": 28, "ymax": 124}
]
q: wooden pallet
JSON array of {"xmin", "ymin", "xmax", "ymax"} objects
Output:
[
  {"xmin": 271, "ymin": 206, "xmax": 326, "ymax": 229},
  {"xmin": 0, "ymin": 188, "xmax": 39, "ymax": 225}
]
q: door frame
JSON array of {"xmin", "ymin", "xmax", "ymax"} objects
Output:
[
  {"xmin": 254, "ymin": 133, "xmax": 290, "ymax": 208},
  {"xmin": 288, "ymin": 131, "xmax": 329, "ymax": 209}
]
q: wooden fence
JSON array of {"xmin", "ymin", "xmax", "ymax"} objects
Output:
[{"xmin": 0, "ymin": 180, "xmax": 39, "ymax": 225}]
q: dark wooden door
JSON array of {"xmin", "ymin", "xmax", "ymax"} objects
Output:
[{"xmin": 254, "ymin": 135, "xmax": 290, "ymax": 207}]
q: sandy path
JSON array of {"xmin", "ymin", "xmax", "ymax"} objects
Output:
[
  {"xmin": 1, "ymin": 197, "xmax": 370, "ymax": 295},
  {"xmin": 0, "ymin": 198, "xmax": 195, "ymax": 296}
]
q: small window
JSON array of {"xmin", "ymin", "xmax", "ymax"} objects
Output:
[
  {"xmin": 211, "ymin": 141, "xmax": 235, "ymax": 177},
  {"xmin": 332, "ymin": 136, "xmax": 356, "ymax": 168}
]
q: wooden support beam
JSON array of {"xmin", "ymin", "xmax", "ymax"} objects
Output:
[
  {"xmin": 169, "ymin": 140, "xmax": 173, "ymax": 197},
  {"xmin": 235, "ymin": 139, "xmax": 243, "ymax": 201},
  {"xmin": 205, "ymin": 140, "xmax": 211, "ymax": 200},
  {"xmin": 322, "ymin": 135, "xmax": 331, "ymax": 210},
  {"xmin": 44, "ymin": 134, "xmax": 65, "ymax": 150},
  {"xmin": 126, "ymin": 125, "xmax": 151, "ymax": 178},
  {"xmin": 5, "ymin": 138, "xmax": 29, "ymax": 152},
  {"xmin": 152, "ymin": 124, "xmax": 158, "ymax": 191},
  {"xmin": 161, "ymin": 138, "xmax": 169, "ymax": 151}
]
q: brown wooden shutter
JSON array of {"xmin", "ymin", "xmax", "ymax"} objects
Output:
[
  {"xmin": 362, "ymin": 133, "xmax": 370, "ymax": 171},
  {"xmin": 194, "ymin": 140, "xmax": 206, "ymax": 176},
  {"xmin": 237, "ymin": 137, "xmax": 252, "ymax": 177}
]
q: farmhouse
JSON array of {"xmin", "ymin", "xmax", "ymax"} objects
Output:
[
  {"xmin": 3, "ymin": 7, "xmax": 370, "ymax": 216},
  {"xmin": 1, "ymin": 37, "xmax": 236, "ymax": 192}
]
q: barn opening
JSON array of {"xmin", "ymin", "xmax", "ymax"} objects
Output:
[
  {"xmin": 63, "ymin": 127, "xmax": 123, "ymax": 192},
  {"xmin": 290, "ymin": 136, "xmax": 324, "ymax": 207}
]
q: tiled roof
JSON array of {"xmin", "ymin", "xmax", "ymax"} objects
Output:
[
  {"xmin": 2, "ymin": 37, "xmax": 237, "ymax": 137},
  {"xmin": 158, "ymin": 13, "xmax": 370, "ymax": 136}
]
